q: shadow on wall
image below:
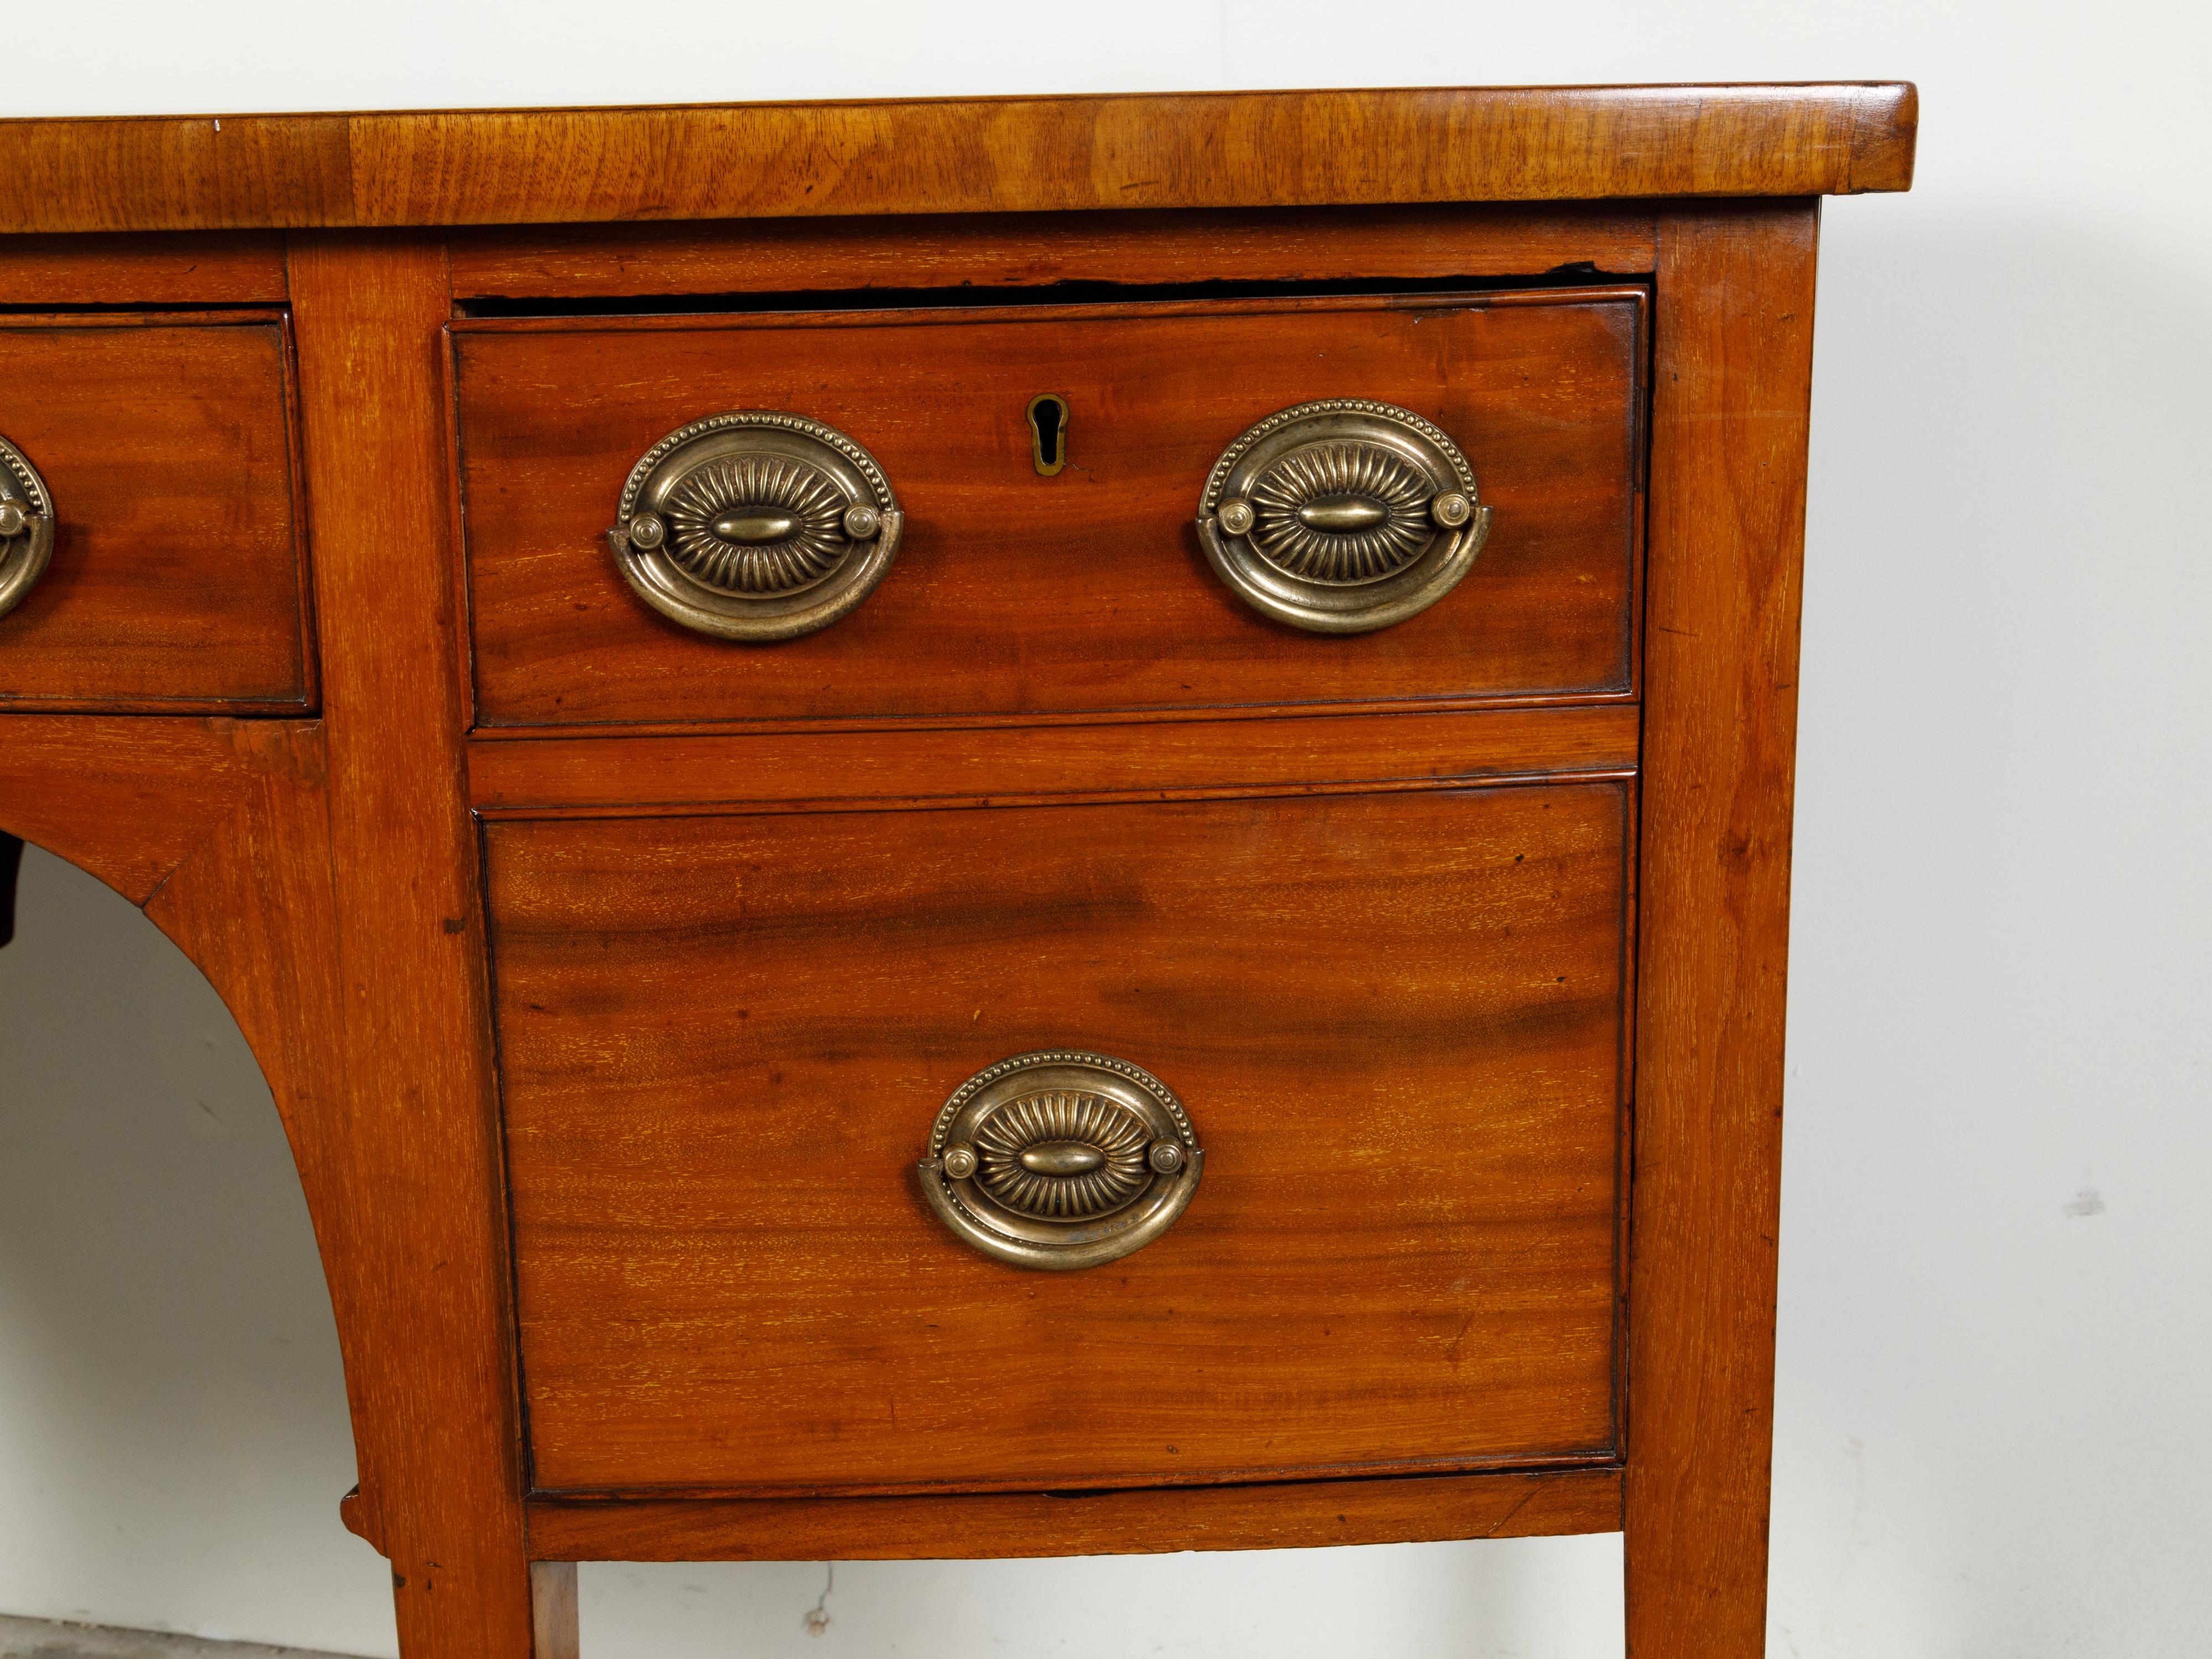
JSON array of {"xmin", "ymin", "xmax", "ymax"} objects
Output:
[
  {"xmin": 1774, "ymin": 202, "xmax": 2212, "ymax": 1655},
  {"xmin": 0, "ymin": 845, "xmax": 392, "ymax": 1656},
  {"xmin": 576, "ymin": 1535, "xmax": 1627, "ymax": 1659}
]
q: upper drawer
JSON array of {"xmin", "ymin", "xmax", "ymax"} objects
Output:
[
  {"xmin": 455, "ymin": 288, "xmax": 1642, "ymax": 729},
  {"xmin": 0, "ymin": 313, "xmax": 311, "ymax": 713}
]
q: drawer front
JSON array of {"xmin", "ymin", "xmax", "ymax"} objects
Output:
[
  {"xmin": 488, "ymin": 780, "xmax": 1626, "ymax": 1494},
  {"xmin": 457, "ymin": 288, "xmax": 1641, "ymax": 728},
  {"xmin": 0, "ymin": 314, "xmax": 310, "ymax": 711}
]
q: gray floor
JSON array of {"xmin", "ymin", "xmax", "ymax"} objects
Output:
[{"xmin": 0, "ymin": 1619, "xmax": 351, "ymax": 1659}]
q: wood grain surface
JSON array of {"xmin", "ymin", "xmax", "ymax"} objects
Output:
[
  {"xmin": 0, "ymin": 232, "xmax": 286, "ymax": 305},
  {"xmin": 527, "ymin": 1465, "xmax": 1623, "ymax": 1562},
  {"xmin": 288, "ymin": 236, "xmax": 542, "ymax": 1656},
  {"xmin": 457, "ymin": 288, "xmax": 1642, "ymax": 728},
  {"xmin": 0, "ymin": 313, "xmax": 312, "ymax": 712},
  {"xmin": 0, "ymin": 716, "xmax": 280, "ymax": 902},
  {"xmin": 448, "ymin": 204, "xmax": 1658, "ymax": 300},
  {"xmin": 0, "ymin": 85, "xmax": 1915, "ymax": 235},
  {"xmin": 1624, "ymin": 203, "xmax": 1820, "ymax": 1657},
  {"xmin": 467, "ymin": 705, "xmax": 1638, "ymax": 816},
  {"xmin": 489, "ymin": 781, "xmax": 1627, "ymax": 1495}
]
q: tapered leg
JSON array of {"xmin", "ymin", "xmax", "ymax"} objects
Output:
[
  {"xmin": 1627, "ymin": 201, "xmax": 1821, "ymax": 1656},
  {"xmin": 289, "ymin": 232, "xmax": 540, "ymax": 1656},
  {"xmin": 532, "ymin": 1563, "xmax": 580, "ymax": 1659}
]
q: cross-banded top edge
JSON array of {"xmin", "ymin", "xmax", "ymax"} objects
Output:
[{"xmin": 0, "ymin": 82, "xmax": 1916, "ymax": 236}]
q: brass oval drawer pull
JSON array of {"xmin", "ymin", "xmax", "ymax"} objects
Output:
[
  {"xmin": 920, "ymin": 1050, "xmax": 1204, "ymax": 1270},
  {"xmin": 1197, "ymin": 399, "xmax": 1491, "ymax": 634},
  {"xmin": 0, "ymin": 435, "xmax": 56, "ymax": 622},
  {"xmin": 606, "ymin": 411, "xmax": 902, "ymax": 642}
]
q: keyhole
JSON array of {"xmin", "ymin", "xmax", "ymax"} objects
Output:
[{"xmin": 1027, "ymin": 393, "xmax": 1070, "ymax": 477}]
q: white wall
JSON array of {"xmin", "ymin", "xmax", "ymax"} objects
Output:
[{"xmin": 2, "ymin": 3, "xmax": 2208, "ymax": 1654}]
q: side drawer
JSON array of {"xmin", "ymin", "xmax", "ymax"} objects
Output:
[
  {"xmin": 487, "ymin": 777, "xmax": 1628, "ymax": 1495},
  {"xmin": 455, "ymin": 286, "xmax": 1642, "ymax": 729},
  {"xmin": 0, "ymin": 312, "xmax": 311, "ymax": 712}
]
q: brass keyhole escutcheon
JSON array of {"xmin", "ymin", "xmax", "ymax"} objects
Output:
[{"xmin": 1027, "ymin": 393, "xmax": 1070, "ymax": 477}]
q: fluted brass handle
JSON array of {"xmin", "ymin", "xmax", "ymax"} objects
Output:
[
  {"xmin": 1197, "ymin": 399, "xmax": 1492, "ymax": 634},
  {"xmin": 607, "ymin": 410, "xmax": 902, "ymax": 642},
  {"xmin": 0, "ymin": 435, "xmax": 56, "ymax": 622},
  {"xmin": 919, "ymin": 1051, "xmax": 1204, "ymax": 1271}
]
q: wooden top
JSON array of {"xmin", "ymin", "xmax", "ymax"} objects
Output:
[{"xmin": 0, "ymin": 84, "xmax": 1914, "ymax": 235}]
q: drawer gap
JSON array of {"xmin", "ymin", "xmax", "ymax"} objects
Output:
[{"xmin": 456, "ymin": 266, "xmax": 1637, "ymax": 321}]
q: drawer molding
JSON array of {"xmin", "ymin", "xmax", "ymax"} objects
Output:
[
  {"xmin": 468, "ymin": 705, "xmax": 1640, "ymax": 818},
  {"xmin": 525, "ymin": 1465, "xmax": 1624, "ymax": 1563}
]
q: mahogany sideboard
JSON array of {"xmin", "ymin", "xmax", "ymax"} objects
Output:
[{"xmin": 0, "ymin": 84, "xmax": 1917, "ymax": 1657}]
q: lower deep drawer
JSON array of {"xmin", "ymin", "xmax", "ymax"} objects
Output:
[{"xmin": 486, "ymin": 779, "xmax": 1628, "ymax": 1495}]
